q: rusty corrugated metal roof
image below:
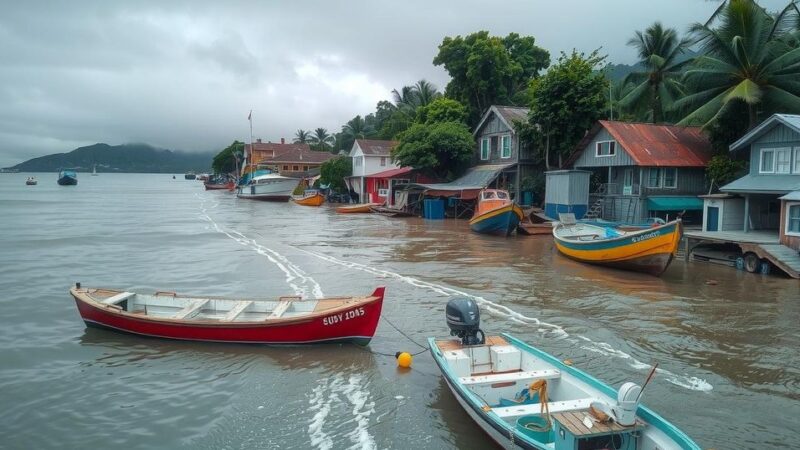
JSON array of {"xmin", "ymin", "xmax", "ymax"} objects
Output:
[{"xmin": 568, "ymin": 121, "xmax": 713, "ymax": 168}]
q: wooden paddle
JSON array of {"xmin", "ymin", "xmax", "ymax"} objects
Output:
[{"xmin": 635, "ymin": 362, "xmax": 659, "ymax": 404}]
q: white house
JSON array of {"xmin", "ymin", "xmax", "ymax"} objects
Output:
[{"xmin": 345, "ymin": 139, "xmax": 400, "ymax": 202}]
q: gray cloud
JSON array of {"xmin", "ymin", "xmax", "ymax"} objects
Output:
[{"xmin": 0, "ymin": 0, "xmax": 790, "ymax": 166}]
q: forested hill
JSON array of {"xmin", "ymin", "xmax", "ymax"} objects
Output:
[{"xmin": 11, "ymin": 143, "xmax": 212, "ymax": 173}]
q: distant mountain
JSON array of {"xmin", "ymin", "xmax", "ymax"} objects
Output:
[
  {"xmin": 10, "ymin": 143, "xmax": 213, "ymax": 173},
  {"xmin": 603, "ymin": 48, "xmax": 700, "ymax": 82}
]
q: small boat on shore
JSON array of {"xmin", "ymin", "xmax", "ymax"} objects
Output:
[
  {"xmin": 237, "ymin": 171, "xmax": 300, "ymax": 201},
  {"xmin": 293, "ymin": 189, "xmax": 326, "ymax": 206},
  {"xmin": 336, "ymin": 203, "xmax": 381, "ymax": 213},
  {"xmin": 552, "ymin": 213, "xmax": 682, "ymax": 276},
  {"xmin": 469, "ymin": 189, "xmax": 524, "ymax": 236},
  {"xmin": 25, "ymin": 176, "xmax": 37, "ymax": 185},
  {"xmin": 517, "ymin": 221, "xmax": 553, "ymax": 236},
  {"xmin": 184, "ymin": 172, "xmax": 196, "ymax": 180},
  {"xmin": 70, "ymin": 283, "xmax": 385, "ymax": 345},
  {"xmin": 429, "ymin": 299, "xmax": 700, "ymax": 450},
  {"xmin": 57, "ymin": 169, "xmax": 78, "ymax": 186},
  {"xmin": 370, "ymin": 205, "xmax": 413, "ymax": 217},
  {"xmin": 204, "ymin": 176, "xmax": 235, "ymax": 190}
]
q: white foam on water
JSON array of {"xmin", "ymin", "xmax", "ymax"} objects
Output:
[
  {"xmin": 199, "ymin": 209, "xmax": 324, "ymax": 299},
  {"xmin": 297, "ymin": 248, "xmax": 713, "ymax": 392},
  {"xmin": 307, "ymin": 375, "xmax": 343, "ymax": 450},
  {"xmin": 341, "ymin": 374, "xmax": 377, "ymax": 450}
]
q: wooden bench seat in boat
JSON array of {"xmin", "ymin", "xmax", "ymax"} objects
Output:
[
  {"xmin": 102, "ymin": 292, "xmax": 135, "ymax": 305},
  {"xmin": 174, "ymin": 299, "xmax": 210, "ymax": 320},
  {"xmin": 221, "ymin": 301, "xmax": 253, "ymax": 322},
  {"xmin": 268, "ymin": 296, "xmax": 300, "ymax": 318},
  {"xmin": 459, "ymin": 369, "xmax": 561, "ymax": 386},
  {"xmin": 492, "ymin": 397, "xmax": 595, "ymax": 419}
]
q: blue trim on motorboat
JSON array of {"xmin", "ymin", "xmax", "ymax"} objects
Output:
[{"xmin": 502, "ymin": 333, "xmax": 701, "ymax": 450}]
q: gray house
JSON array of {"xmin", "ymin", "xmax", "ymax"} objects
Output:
[
  {"xmin": 686, "ymin": 114, "xmax": 800, "ymax": 277},
  {"xmin": 472, "ymin": 105, "xmax": 534, "ymax": 202},
  {"xmin": 564, "ymin": 120, "xmax": 713, "ymax": 223}
]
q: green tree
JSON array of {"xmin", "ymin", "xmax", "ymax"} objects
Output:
[
  {"xmin": 706, "ymin": 154, "xmax": 747, "ymax": 189},
  {"xmin": 433, "ymin": 31, "xmax": 549, "ymax": 126},
  {"xmin": 526, "ymin": 50, "xmax": 608, "ymax": 169},
  {"xmin": 392, "ymin": 121, "xmax": 474, "ymax": 180},
  {"xmin": 293, "ymin": 129, "xmax": 311, "ymax": 144},
  {"xmin": 319, "ymin": 156, "xmax": 352, "ymax": 192},
  {"xmin": 339, "ymin": 115, "xmax": 375, "ymax": 153},
  {"xmin": 676, "ymin": 0, "xmax": 800, "ymax": 128},
  {"xmin": 211, "ymin": 140, "xmax": 244, "ymax": 174},
  {"xmin": 415, "ymin": 97, "xmax": 468, "ymax": 125},
  {"xmin": 618, "ymin": 22, "xmax": 689, "ymax": 123},
  {"xmin": 309, "ymin": 127, "xmax": 334, "ymax": 151}
]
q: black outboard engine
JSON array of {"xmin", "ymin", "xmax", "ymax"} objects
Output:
[{"xmin": 446, "ymin": 298, "xmax": 485, "ymax": 346}]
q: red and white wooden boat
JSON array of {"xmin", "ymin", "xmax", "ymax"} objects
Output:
[{"xmin": 70, "ymin": 284, "xmax": 385, "ymax": 345}]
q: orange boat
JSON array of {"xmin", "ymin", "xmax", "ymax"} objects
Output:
[
  {"xmin": 468, "ymin": 189, "xmax": 524, "ymax": 236},
  {"xmin": 336, "ymin": 203, "xmax": 381, "ymax": 213},
  {"xmin": 293, "ymin": 190, "xmax": 325, "ymax": 207}
]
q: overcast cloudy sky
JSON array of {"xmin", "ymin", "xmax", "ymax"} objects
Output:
[{"xmin": 0, "ymin": 0, "xmax": 789, "ymax": 167}]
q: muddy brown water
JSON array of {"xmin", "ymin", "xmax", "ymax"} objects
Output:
[{"xmin": 0, "ymin": 173, "xmax": 798, "ymax": 449}]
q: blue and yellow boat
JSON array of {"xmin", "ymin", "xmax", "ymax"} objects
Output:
[
  {"xmin": 57, "ymin": 169, "xmax": 78, "ymax": 186},
  {"xmin": 469, "ymin": 189, "xmax": 524, "ymax": 237},
  {"xmin": 553, "ymin": 215, "xmax": 682, "ymax": 276}
]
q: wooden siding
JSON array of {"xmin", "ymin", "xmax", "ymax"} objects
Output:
[
  {"xmin": 475, "ymin": 113, "xmax": 518, "ymax": 164},
  {"xmin": 591, "ymin": 195, "xmax": 647, "ymax": 222},
  {"xmin": 747, "ymin": 123, "xmax": 800, "ymax": 176},
  {"xmin": 780, "ymin": 200, "xmax": 800, "ymax": 250},
  {"xmin": 641, "ymin": 167, "xmax": 708, "ymax": 196},
  {"xmin": 571, "ymin": 129, "xmax": 635, "ymax": 168},
  {"xmin": 722, "ymin": 198, "xmax": 745, "ymax": 231}
]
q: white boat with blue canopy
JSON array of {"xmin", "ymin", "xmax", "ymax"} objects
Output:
[{"xmin": 429, "ymin": 298, "xmax": 700, "ymax": 450}]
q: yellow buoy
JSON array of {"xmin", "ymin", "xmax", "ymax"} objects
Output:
[{"xmin": 396, "ymin": 351, "xmax": 412, "ymax": 368}]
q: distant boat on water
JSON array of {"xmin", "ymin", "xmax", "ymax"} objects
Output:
[
  {"xmin": 57, "ymin": 169, "xmax": 78, "ymax": 186},
  {"xmin": 184, "ymin": 172, "xmax": 196, "ymax": 180},
  {"xmin": 25, "ymin": 176, "xmax": 37, "ymax": 185},
  {"xmin": 92, "ymin": 164, "xmax": 98, "ymax": 176}
]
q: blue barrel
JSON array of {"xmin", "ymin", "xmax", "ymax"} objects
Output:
[
  {"xmin": 522, "ymin": 191, "xmax": 533, "ymax": 206},
  {"xmin": 424, "ymin": 199, "xmax": 445, "ymax": 220}
]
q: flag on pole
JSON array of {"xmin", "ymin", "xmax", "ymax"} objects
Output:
[{"xmin": 247, "ymin": 110, "xmax": 252, "ymax": 121}]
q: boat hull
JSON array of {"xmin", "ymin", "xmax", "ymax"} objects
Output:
[
  {"xmin": 469, "ymin": 204, "xmax": 524, "ymax": 236},
  {"xmin": 57, "ymin": 176, "xmax": 77, "ymax": 185},
  {"xmin": 26, "ymin": 181, "xmax": 37, "ymax": 185},
  {"xmin": 553, "ymin": 220, "xmax": 682, "ymax": 276},
  {"xmin": 71, "ymin": 287, "xmax": 384, "ymax": 345},
  {"xmin": 429, "ymin": 333, "xmax": 701, "ymax": 450},
  {"xmin": 237, "ymin": 177, "xmax": 300, "ymax": 201},
  {"xmin": 517, "ymin": 222, "xmax": 553, "ymax": 236},
  {"xmin": 204, "ymin": 182, "xmax": 234, "ymax": 190},
  {"xmin": 336, "ymin": 203, "xmax": 380, "ymax": 213},
  {"xmin": 293, "ymin": 193, "xmax": 325, "ymax": 206}
]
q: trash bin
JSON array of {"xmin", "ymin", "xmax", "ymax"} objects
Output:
[
  {"xmin": 522, "ymin": 191, "xmax": 533, "ymax": 206},
  {"xmin": 423, "ymin": 199, "xmax": 445, "ymax": 219}
]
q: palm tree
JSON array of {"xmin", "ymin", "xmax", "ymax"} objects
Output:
[
  {"xmin": 340, "ymin": 116, "xmax": 375, "ymax": 151},
  {"xmin": 293, "ymin": 129, "xmax": 311, "ymax": 144},
  {"xmin": 392, "ymin": 86, "xmax": 418, "ymax": 113},
  {"xmin": 309, "ymin": 127, "xmax": 334, "ymax": 151},
  {"xmin": 618, "ymin": 22, "xmax": 689, "ymax": 123},
  {"xmin": 412, "ymin": 79, "xmax": 441, "ymax": 108},
  {"xmin": 675, "ymin": 0, "xmax": 800, "ymax": 128}
]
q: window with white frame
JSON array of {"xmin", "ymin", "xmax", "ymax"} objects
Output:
[
  {"xmin": 501, "ymin": 135, "xmax": 511, "ymax": 158},
  {"xmin": 646, "ymin": 168, "xmax": 677, "ymax": 188},
  {"xmin": 787, "ymin": 203, "xmax": 800, "ymax": 235},
  {"xmin": 760, "ymin": 149, "xmax": 775, "ymax": 173},
  {"xmin": 662, "ymin": 168, "xmax": 677, "ymax": 188},
  {"xmin": 595, "ymin": 140, "xmax": 616, "ymax": 157},
  {"xmin": 380, "ymin": 157, "xmax": 386, "ymax": 166},
  {"xmin": 480, "ymin": 138, "xmax": 490, "ymax": 160},
  {"xmin": 354, "ymin": 156, "xmax": 362, "ymax": 167},
  {"xmin": 794, "ymin": 147, "xmax": 800, "ymax": 173},
  {"xmin": 775, "ymin": 147, "xmax": 791, "ymax": 173},
  {"xmin": 647, "ymin": 168, "xmax": 660, "ymax": 188}
]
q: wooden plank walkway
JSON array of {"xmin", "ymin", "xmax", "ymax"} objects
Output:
[{"xmin": 759, "ymin": 244, "xmax": 800, "ymax": 279}]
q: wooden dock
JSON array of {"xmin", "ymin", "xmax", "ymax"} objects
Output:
[{"xmin": 684, "ymin": 230, "xmax": 800, "ymax": 278}]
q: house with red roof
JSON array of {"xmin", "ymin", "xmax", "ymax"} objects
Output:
[
  {"xmin": 246, "ymin": 138, "xmax": 334, "ymax": 178},
  {"xmin": 563, "ymin": 120, "xmax": 714, "ymax": 223}
]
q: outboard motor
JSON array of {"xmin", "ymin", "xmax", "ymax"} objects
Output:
[
  {"xmin": 611, "ymin": 382, "xmax": 641, "ymax": 426},
  {"xmin": 445, "ymin": 298, "xmax": 485, "ymax": 346}
]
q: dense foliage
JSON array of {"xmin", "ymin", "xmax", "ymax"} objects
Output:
[
  {"xmin": 212, "ymin": 140, "xmax": 244, "ymax": 174},
  {"xmin": 706, "ymin": 154, "xmax": 747, "ymax": 189},
  {"xmin": 433, "ymin": 31, "xmax": 549, "ymax": 126},
  {"xmin": 319, "ymin": 156, "xmax": 352, "ymax": 193},
  {"xmin": 392, "ymin": 121, "xmax": 474, "ymax": 180},
  {"xmin": 414, "ymin": 98, "xmax": 468, "ymax": 125},
  {"xmin": 525, "ymin": 50, "xmax": 609, "ymax": 168}
]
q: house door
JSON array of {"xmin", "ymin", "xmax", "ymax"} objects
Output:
[
  {"xmin": 706, "ymin": 206, "xmax": 719, "ymax": 231},
  {"xmin": 622, "ymin": 168, "xmax": 633, "ymax": 195}
]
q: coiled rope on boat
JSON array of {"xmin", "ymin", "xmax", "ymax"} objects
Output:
[{"xmin": 522, "ymin": 379, "xmax": 551, "ymax": 433}]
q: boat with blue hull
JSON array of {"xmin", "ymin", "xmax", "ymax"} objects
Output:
[
  {"xmin": 469, "ymin": 189, "xmax": 524, "ymax": 237},
  {"xmin": 430, "ymin": 299, "xmax": 700, "ymax": 450},
  {"xmin": 57, "ymin": 169, "xmax": 78, "ymax": 186}
]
